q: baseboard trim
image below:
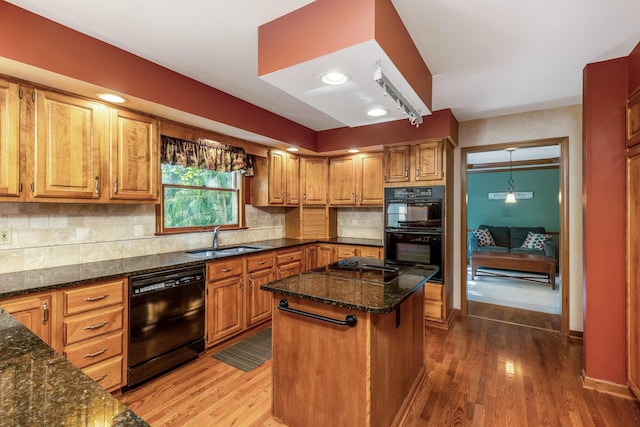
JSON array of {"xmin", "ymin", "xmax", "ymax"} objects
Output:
[
  {"xmin": 569, "ymin": 329, "xmax": 583, "ymax": 339},
  {"xmin": 580, "ymin": 369, "xmax": 637, "ymax": 400}
]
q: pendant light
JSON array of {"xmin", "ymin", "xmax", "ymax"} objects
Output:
[{"xmin": 505, "ymin": 148, "xmax": 517, "ymax": 203}]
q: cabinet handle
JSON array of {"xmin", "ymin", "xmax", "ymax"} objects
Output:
[
  {"xmin": 221, "ymin": 268, "xmax": 232, "ymax": 272},
  {"xmin": 360, "ymin": 192, "xmax": 363, "ymax": 203},
  {"xmin": 352, "ymin": 193, "xmax": 355, "ymax": 202},
  {"xmin": 83, "ymin": 321, "xmax": 108, "ymax": 331},
  {"xmin": 83, "ymin": 348, "xmax": 107, "ymax": 358},
  {"xmin": 248, "ymin": 277, "xmax": 254, "ymax": 288},
  {"xmin": 94, "ymin": 176, "xmax": 100, "ymax": 194},
  {"xmin": 42, "ymin": 301, "xmax": 48, "ymax": 325},
  {"xmin": 84, "ymin": 294, "xmax": 108, "ymax": 302},
  {"xmin": 93, "ymin": 373, "xmax": 107, "ymax": 383},
  {"xmin": 303, "ymin": 193, "xmax": 306, "ymax": 203},
  {"xmin": 286, "ymin": 256, "xmax": 293, "ymax": 261},
  {"xmin": 405, "ymin": 169, "xmax": 409, "ymax": 178},
  {"xmin": 416, "ymin": 168, "xmax": 419, "ymax": 178},
  {"xmin": 257, "ymin": 260, "xmax": 266, "ymax": 265},
  {"xmin": 113, "ymin": 176, "xmax": 118, "ymax": 194},
  {"xmin": 240, "ymin": 278, "xmax": 244, "ymax": 291}
]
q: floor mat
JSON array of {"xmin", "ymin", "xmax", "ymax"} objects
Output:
[{"xmin": 212, "ymin": 328, "xmax": 272, "ymax": 372}]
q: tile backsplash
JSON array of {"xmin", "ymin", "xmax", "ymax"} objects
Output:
[{"xmin": 0, "ymin": 203, "xmax": 383, "ymax": 274}]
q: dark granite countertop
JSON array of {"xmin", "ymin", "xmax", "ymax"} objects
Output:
[
  {"xmin": 0, "ymin": 309, "xmax": 148, "ymax": 427},
  {"xmin": 0, "ymin": 237, "xmax": 382, "ymax": 299},
  {"xmin": 260, "ymin": 257, "xmax": 439, "ymax": 314}
]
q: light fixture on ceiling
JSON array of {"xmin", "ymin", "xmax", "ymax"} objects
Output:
[
  {"xmin": 347, "ymin": 149, "xmax": 360, "ymax": 153},
  {"xmin": 286, "ymin": 147, "xmax": 299, "ymax": 152},
  {"xmin": 367, "ymin": 108, "xmax": 388, "ymax": 117},
  {"xmin": 320, "ymin": 71, "xmax": 350, "ymax": 85},
  {"xmin": 505, "ymin": 148, "xmax": 517, "ymax": 203},
  {"xmin": 373, "ymin": 61, "xmax": 422, "ymax": 128},
  {"xmin": 98, "ymin": 93, "xmax": 127, "ymax": 103}
]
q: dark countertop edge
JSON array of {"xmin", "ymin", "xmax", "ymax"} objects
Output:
[
  {"xmin": 262, "ymin": 266, "xmax": 439, "ymax": 314},
  {"xmin": 0, "ymin": 237, "xmax": 383, "ymax": 299}
]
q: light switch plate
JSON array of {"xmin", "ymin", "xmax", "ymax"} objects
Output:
[{"xmin": 0, "ymin": 228, "xmax": 11, "ymax": 245}]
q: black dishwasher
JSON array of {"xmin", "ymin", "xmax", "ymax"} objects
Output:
[{"xmin": 126, "ymin": 265, "xmax": 205, "ymax": 389}]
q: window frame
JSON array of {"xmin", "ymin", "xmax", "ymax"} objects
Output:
[{"xmin": 155, "ymin": 167, "xmax": 246, "ymax": 235}]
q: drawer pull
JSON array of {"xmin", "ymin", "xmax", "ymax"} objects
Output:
[
  {"xmin": 221, "ymin": 268, "xmax": 232, "ymax": 273},
  {"xmin": 83, "ymin": 348, "xmax": 107, "ymax": 358},
  {"xmin": 83, "ymin": 321, "xmax": 108, "ymax": 331},
  {"xmin": 93, "ymin": 373, "xmax": 107, "ymax": 382},
  {"xmin": 286, "ymin": 256, "xmax": 293, "ymax": 261},
  {"xmin": 257, "ymin": 260, "xmax": 266, "ymax": 265},
  {"xmin": 42, "ymin": 301, "xmax": 49, "ymax": 325},
  {"xmin": 84, "ymin": 294, "xmax": 108, "ymax": 302}
]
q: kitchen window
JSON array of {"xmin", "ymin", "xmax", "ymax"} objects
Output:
[{"xmin": 156, "ymin": 135, "xmax": 253, "ymax": 234}]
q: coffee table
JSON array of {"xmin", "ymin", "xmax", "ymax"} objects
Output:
[{"xmin": 470, "ymin": 251, "xmax": 557, "ymax": 290}]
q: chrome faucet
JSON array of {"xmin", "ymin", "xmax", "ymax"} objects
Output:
[{"xmin": 212, "ymin": 226, "xmax": 220, "ymax": 249}]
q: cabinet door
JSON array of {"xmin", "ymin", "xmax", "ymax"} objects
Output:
[
  {"xmin": 317, "ymin": 244, "xmax": 334, "ymax": 267},
  {"xmin": 0, "ymin": 294, "xmax": 52, "ymax": 345},
  {"xmin": 304, "ymin": 245, "xmax": 318, "ymax": 271},
  {"xmin": 33, "ymin": 90, "xmax": 106, "ymax": 199},
  {"xmin": 206, "ymin": 276, "xmax": 243, "ymax": 345},
  {"xmin": 246, "ymin": 267, "xmax": 274, "ymax": 326},
  {"xmin": 109, "ymin": 109, "xmax": 158, "ymax": 201},
  {"xmin": 0, "ymin": 79, "xmax": 20, "ymax": 199},
  {"xmin": 329, "ymin": 156, "xmax": 356, "ymax": 205},
  {"xmin": 414, "ymin": 140, "xmax": 443, "ymax": 181},
  {"xmin": 358, "ymin": 152, "xmax": 383, "ymax": 205},
  {"xmin": 268, "ymin": 150, "xmax": 286, "ymax": 205},
  {"xmin": 628, "ymin": 147, "xmax": 640, "ymax": 399},
  {"xmin": 384, "ymin": 145, "xmax": 411, "ymax": 183},
  {"xmin": 301, "ymin": 157, "xmax": 327, "ymax": 205},
  {"xmin": 285, "ymin": 152, "xmax": 300, "ymax": 205}
]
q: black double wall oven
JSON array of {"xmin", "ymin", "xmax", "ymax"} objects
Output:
[{"xmin": 384, "ymin": 186, "xmax": 444, "ymax": 282}]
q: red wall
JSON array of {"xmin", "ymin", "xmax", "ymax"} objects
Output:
[{"xmin": 582, "ymin": 57, "xmax": 628, "ymax": 384}]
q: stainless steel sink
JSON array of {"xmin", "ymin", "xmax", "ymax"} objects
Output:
[{"xmin": 185, "ymin": 245, "xmax": 264, "ymax": 258}]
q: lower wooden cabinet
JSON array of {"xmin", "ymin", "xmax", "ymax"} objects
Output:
[
  {"xmin": 206, "ymin": 258, "xmax": 244, "ymax": 346},
  {"xmin": 276, "ymin": 247, "xmax": 303, "ymax": 278},
  {"xmin": 0, "ymin": 293, "xmax": 52, "ymax": 345},
  {"xmin": 245, "ymin": 252, "xmax": 275, "ymax": 327}
]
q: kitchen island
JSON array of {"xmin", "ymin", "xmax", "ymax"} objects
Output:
[{"xmin": 261, "ymin": 258, "xmax": 438, "ymax": 427}]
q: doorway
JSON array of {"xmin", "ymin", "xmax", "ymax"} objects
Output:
[{"xmin": 460, "ymin": 137, "xmax": 570, "ymax": 335}]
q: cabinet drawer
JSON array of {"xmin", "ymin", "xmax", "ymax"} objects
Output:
[
  {"xmin": 335, "ymin": 246, "xmax": 357, "ymax": 259},
  {"xmin": 276, "ymin": 248, "xmax": 302, "ymax": 265},
  {"xmin": 82, "ymin": 356, "xmax": 122, "ymax": 391},
  {"xmin": 63, "ymin": 279, "xmax": 125, "ymax": 315},
  {"xmin": 64, "ymin": 305, "xmax": 123, "ymax": 345},
  {"xmin": 358, "ymin": 247, "xmax": 381, "ymax": 259},
  {"xmin": 424, "ymin": 301, "xmax": 443, "ymax": 321},
  {"xmin": 246, "ymin": 252, "xmax": 274, "ymax": 272},
  {"xmin": 424, "ymin": 283, "xmax": 443, "ymax": 302},
  {"xmin": 207, "ymin": 258, "xmax": 243, "ymax": 281},
  {"xmin": 64, "ymin": 331, "xmax": 123, "ymax": 369}
]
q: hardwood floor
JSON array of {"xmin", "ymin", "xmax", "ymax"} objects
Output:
[
  {"xmin": 468, "ymin": 300, "xmax": 561, "ymax": 331},
  {"xmin": 119, "ymin": 316, "xmax": 640, "ymax": 426}
]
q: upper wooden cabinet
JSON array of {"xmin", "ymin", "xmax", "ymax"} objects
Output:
[
  {"xmin": 252, "ymin": 149, "xmax": 299, "ymax": 206},
  {"xmin": 108, "ymin": 109, "xmax": 158, "ymax": 201},
  {"xmin": 384, "ymin": 140, "xmax": 444, "ymax": 185},
  {"xmin": 32, "ymin": 89, "xmax": 107, "ymax": 200},
  {"xmin": 0, "ymin": 79, "xmax": 20, "ymax": 200},
  {"xmin": 300, "ymin": 156, "xmax": 328, "ymax": 205},
  {"xmin": 329, "ymin": 152, "xmax": 383, "ymax": 206},
  {"xmin": 628, "ymin": 87, "xmax": 640, "ymax": 148}
]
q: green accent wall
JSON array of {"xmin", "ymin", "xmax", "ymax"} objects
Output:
[{"xmin": 467, "ymin": 168, "xmax": 560, "ymax": 249}]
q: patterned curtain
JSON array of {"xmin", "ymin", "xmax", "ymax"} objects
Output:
[{"xmin": 160, "ymin": 135, "xmax": 254, "ymax": 175}]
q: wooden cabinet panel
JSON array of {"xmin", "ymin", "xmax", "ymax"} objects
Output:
[
  {"xmin": 207, "ymin": 258, "xmax": 243, "ymax": 281},
  {"xmin": 285, "ymin": 152, "xmax": 300, "ymax": 205},
  {"xmin": 359, "ymin": 246, "xmax": 382, "ymax": 260},
  {"xmin": 627, "ymin": 145, "xmax": 640, "ymax": 399},
  {"xmin": 329, "ymin": 152, "xmax": 383, "ymax": 206},
  {"xmin": 82, "ymin": 355, "xmax": 123, "ymax": 391},
  {"xmin": 0, "ymin": 79, "xmax": 20, "ymax": 199},
  {"xmin": 276, "ymin": 247, "xmax": 303, "ymax": 278},
  {"xmin": 63, "ymin": 279, "xmax": 124, "ymax": 316},
  {"xmin": 335, "ymin": 246, "xmax": 357, "ymax": 260},
  {"xmin": 384, "ymin": 145, "xmax": 411, "ymax": 183},
  {"xmin": 628, "ymin": 88, "xmax": 640, "ymax": 148},
  {"xmin": 317, "ymin": 244, "xmax": 335, "ymax": 267},
  {"xmin": 64, "ymin": 331, "xmax": 123, "ymax": 369},
  {"xmin": 415, "ymin": 141, "xmax": 443, "ymax": 181},
  {"xmin": 246, "ymin": 266, "xmax": 274, "ymax": 326},
  {"xmin": 268, "ymin": 150, "xmax": 285, "ymax": 205},
  {"xmin": 301, "ymin": 157, "xmax": 328, "ymax": 205},
  {"xmin": 33, "ymin": 89, "xmax": 107, "ymax": 199},
  {"xmin": 206, "ymin": 276, "xmax": 244, "ymax": 345},
  {"xmin": 246, "ymin": 252, "xmax": 274, "ymax": 272},
  {"xmin": 63, "ymin": 305, "xmax": 123, "ymax": 345},
  {"xmin": 358, "ymin": 152, "xmax": 383, "ymax": 205},
  {"xmin": 304, "ymin": 245, "xmax": 318, "ymax": 271},
  {"xmin": 109, "ymin": 109, "xmax": 158, "ymax": 201},
  {"xmin": 0, "ymin": 294, "xmax": 52, "ymax": 345},
  {"xmin": 252, "ymin": 149, "xmax": 299, "ymax": 206},
  {"xmin": 329, "ymin": 156, "xmax": 357, "ymax": 205}
]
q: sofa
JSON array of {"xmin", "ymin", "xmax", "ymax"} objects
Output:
[{"xmin": 469, "ymin": 225, "xmax": 556, "ymax": 259}]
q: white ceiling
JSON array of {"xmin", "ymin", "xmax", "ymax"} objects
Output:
[{"xmin": 5, "ymin": 0, "xmax": 640, "ymax": 135}]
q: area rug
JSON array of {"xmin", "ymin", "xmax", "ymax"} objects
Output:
[
  {"xmin": 467, "ymin": 268, "xmax": 561, "ymax": 314},
  {"xmin": 212, "ymin": 328, "xmax": 272, "ymax": 372}
]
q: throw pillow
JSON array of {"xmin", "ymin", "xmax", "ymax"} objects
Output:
[
  {"xmin": 472, "ymin": 228, "xmax": 496, "ymax": 247},
  {"xmin": 521, "ymin": 231, "xmax": 552, "ymax": 250}
]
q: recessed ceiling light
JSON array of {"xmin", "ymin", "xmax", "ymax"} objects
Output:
[
  {"xmin": 320, "ymin": 71, "xmax": 350, "ymax": 85},
  {"xmin": 98, "ymin": 93, "xmax": 127, "ymax": 103},
  {"xmin": 367, "ymin": 108, "xmax": 387, "ymax": 117},
  {"xmin": 286, "ymin": 147, "xmax": 299, "ymax": 152},
  {"xmin": 347, "ymin": 149, "xmax": 360, "ymax": 153}
]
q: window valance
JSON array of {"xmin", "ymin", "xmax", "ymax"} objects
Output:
[{"xmin": 160, "ymin": 135, "xmax": 254, "ymax": 175}]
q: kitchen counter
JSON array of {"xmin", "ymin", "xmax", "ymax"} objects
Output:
[
  {"xmin": 0, "ymin": 237, "xmax": 382, "ymax": 298},
  {"xmin": 262, "ymin": 258, "xmax": 436, "ymax": 427},
  {"xmin": 260, "ymin": 257, "xmax": 438, "ymax": 313},
  {"xmin": 0, "ymin": 309, "xmax": 148, "ymax": 427}
]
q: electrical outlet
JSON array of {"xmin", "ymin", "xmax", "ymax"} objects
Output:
[{"xmin": 0, "ymin": 228, "xmax": 11, "ymax": 245}]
